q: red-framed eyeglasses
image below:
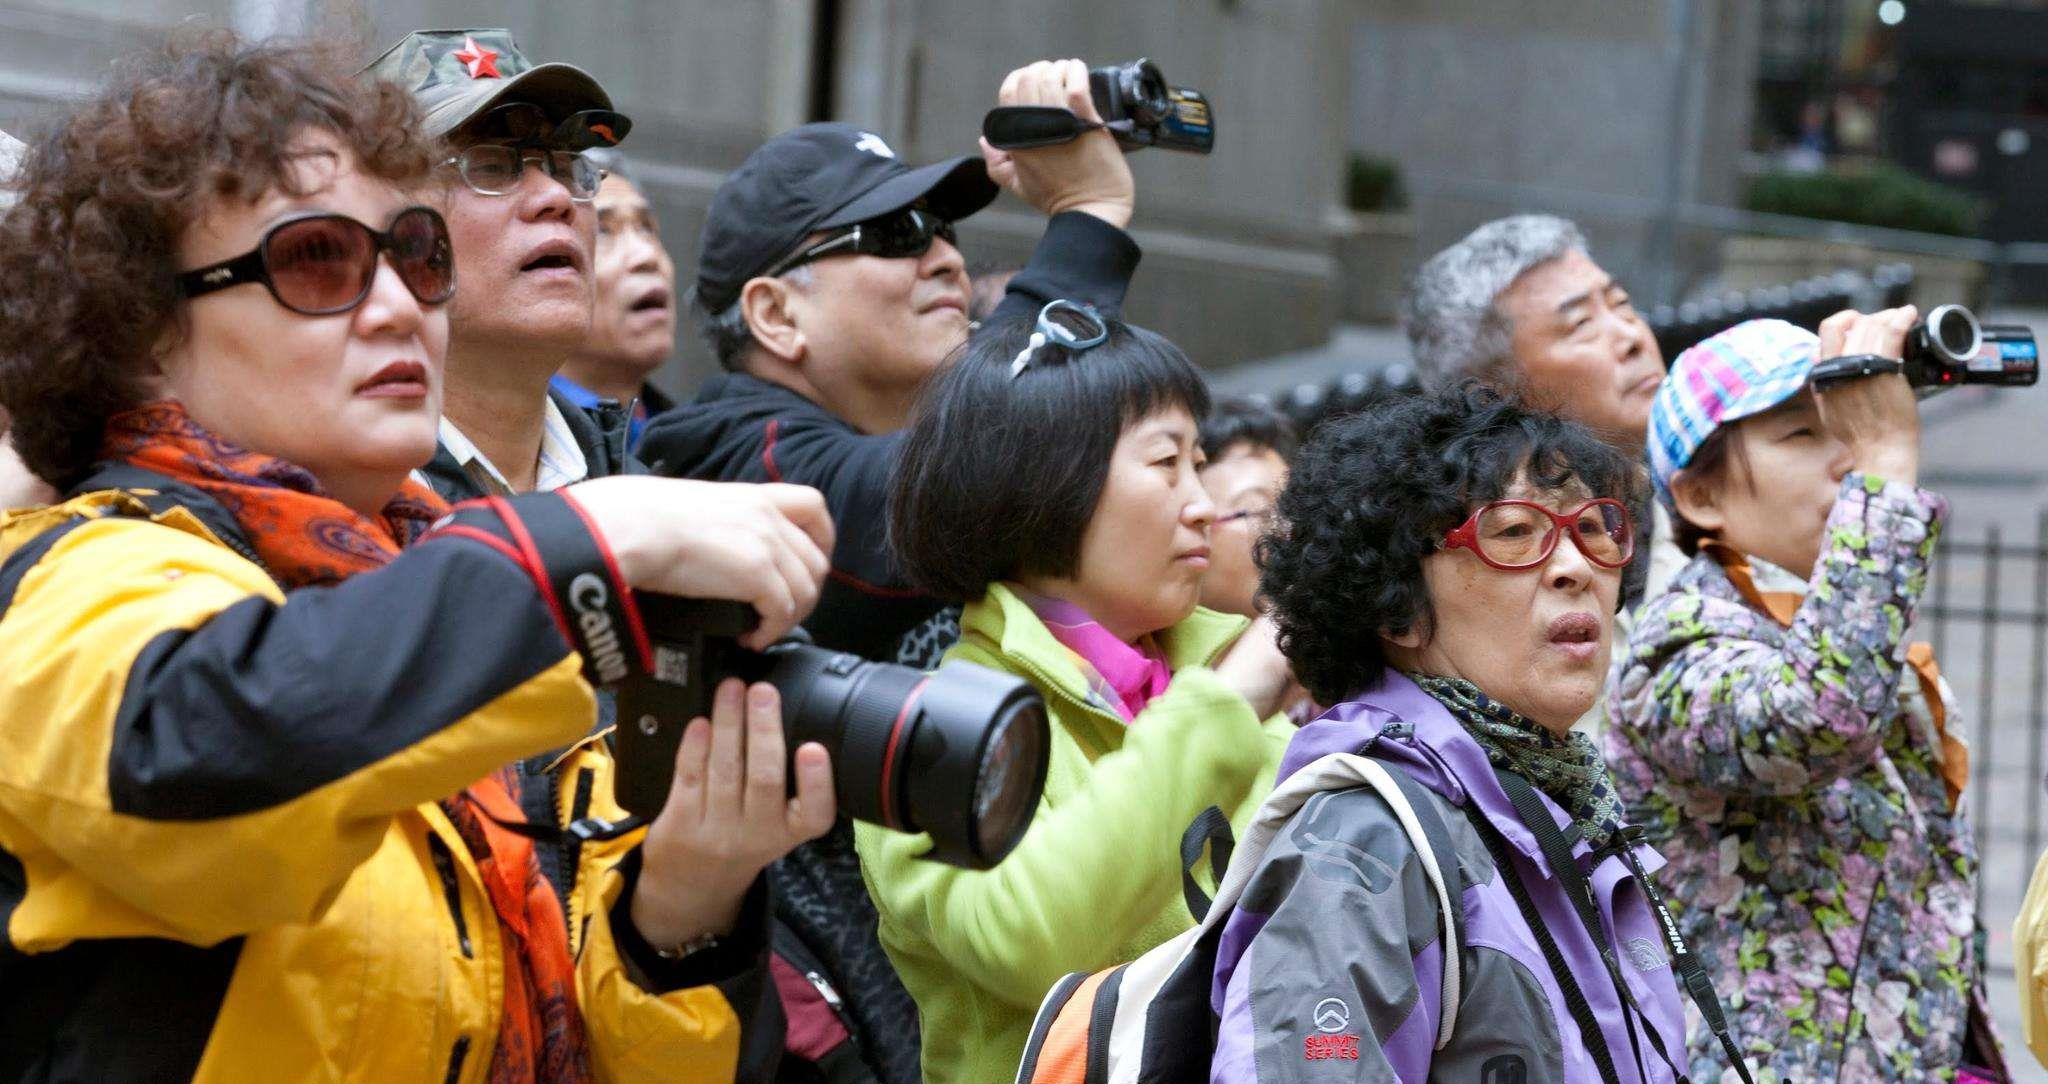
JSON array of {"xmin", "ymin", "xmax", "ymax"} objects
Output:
[{"xmin": 1439, "ymin": 498, "xmax": 1636, "ymax": 572}]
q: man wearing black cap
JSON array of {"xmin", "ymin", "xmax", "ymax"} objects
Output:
[{"xmin": 640, "ymin": 59, "xmax": 1140, "ymax": 665}]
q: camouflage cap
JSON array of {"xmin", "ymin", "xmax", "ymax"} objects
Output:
[{"xmin": 361, "ymin": 28, "xmax": 628, "ymax": 142}]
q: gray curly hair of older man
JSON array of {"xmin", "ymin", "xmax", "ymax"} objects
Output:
[
  {"xmin": 1402, "ymin": 214, "xmax": 1588, "ymax": 389},
  {"xmin": 0, "ymin": 130, "xmax": 22, "ymax": 212}
]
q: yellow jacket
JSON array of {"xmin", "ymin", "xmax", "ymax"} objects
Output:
[
  {"xmin": 2017, "ymin": 847, "xmax": 2048, "ymax": 1072},
  {"xmin": 0, "ymin": 485, "xmax": 757, "ymax": 1083}
]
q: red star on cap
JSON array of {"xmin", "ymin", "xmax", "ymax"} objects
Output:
[{"xmin": 451, "ymin": 36, "xmax": 500, "ymax": 80}]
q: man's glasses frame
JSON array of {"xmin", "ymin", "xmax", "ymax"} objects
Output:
[
  {"xmin": 762, "ymin": 207, "xmax": 957, "ymax": 280},
  {"xmin": 1439, "ymin": 497, "xmax": 1636, "ymax": 572},
  {"xmin": 445, "ymin": 143, "xmax": 606, "ymax": 203},
  {"xmin": 174, "ymin": 205, "xmax": 456, "ymax": 316}
]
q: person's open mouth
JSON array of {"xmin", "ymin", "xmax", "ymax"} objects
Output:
[
  {"xmin": 518, "ymin": 238, "xmax": 585, "ymax": 278},
  {"xmin": 1545, "ymin": 611, "xmax": 1601, "ymax": 662},
  {"xmin": 627, "ymin": 285, "xmax": 672, "ymax": 319}
]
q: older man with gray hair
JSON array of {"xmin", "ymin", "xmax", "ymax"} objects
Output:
[
  {"xmin": 1405, "ymin": 214, "xmax": 1665, "ymax": 449},
  {"xmin": 1404, "ymin": 215, "xmax": 1685, "ymax": 707}
]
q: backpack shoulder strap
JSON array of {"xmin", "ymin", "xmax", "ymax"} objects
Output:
[{"xmin": 1343, "ymin": 754, "xmax": 1465, "ymax": 1051}]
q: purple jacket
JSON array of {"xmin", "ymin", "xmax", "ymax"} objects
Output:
[{"xmin": 1209, "ymin": 671, "xmax": 1689, "ymax": 1083}]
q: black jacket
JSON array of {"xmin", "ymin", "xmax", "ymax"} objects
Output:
[{"xmin": 638, "ymin": 210, "xmax": 1143, "ymax": 662}]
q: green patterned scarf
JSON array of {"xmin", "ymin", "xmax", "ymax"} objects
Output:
[{"xmin": 1408, "ymin": 673, "xmax": 1625, "ymax": 850}]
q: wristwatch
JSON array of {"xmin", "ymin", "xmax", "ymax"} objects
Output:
[{"xmin": 654, "ymin": 930, "xmax": 723, "ymax": 962}]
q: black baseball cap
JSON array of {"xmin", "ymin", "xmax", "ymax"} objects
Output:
[{"xmin": 695, "ymin": 123, "xmax": 998, "ymax": 313}]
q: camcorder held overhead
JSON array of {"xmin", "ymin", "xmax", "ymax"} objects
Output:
[
  {"xmin": 1808, "ymin": 304, "xmax": 2038, "ymax": 392},
  {"xmin": 610, "ymin": 595, "xmax": 1052, "ymax": 870},
  {"xmin": 983, "ymin": 58, "xmax": 1214, "ymax": 155}
]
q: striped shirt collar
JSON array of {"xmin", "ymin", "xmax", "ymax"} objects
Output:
[{"xmin": 433, "ymin": 396, "xmax": 589, "ymax": 495}]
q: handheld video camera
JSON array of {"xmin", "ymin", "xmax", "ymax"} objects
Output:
[
  {"xmin": 982, "ymin": 58, "xmax": 1215, "ymax": 155},
  {"xmin": 611, "ymin": 595, "xmax": 1051, "ymax": 870},
  {"xmin": 1809, "ymin": 304, "xmax": 2037, "ymax": 392}
]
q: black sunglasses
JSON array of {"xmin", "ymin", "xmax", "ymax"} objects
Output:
[
  {"xmin": 763, "ymin": 207, "xmax": 957, "ymax": 279},
  {"xmin": 176, "ymin": 206, "xmax": 456, "ymax": 316}
]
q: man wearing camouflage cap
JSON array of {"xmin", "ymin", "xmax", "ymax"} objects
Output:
[
  {"xmin": 365, "ymin": 30, "xmax": 813, "ymax": 1084},
  {"xmin": 364, "ymin": 28, "xmax": 639, "ymax": 500}
]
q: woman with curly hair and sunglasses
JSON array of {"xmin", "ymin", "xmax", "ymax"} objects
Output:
[{"xmin": 0, "ymin": 31, "xmax": 843, "ymax": 1083}]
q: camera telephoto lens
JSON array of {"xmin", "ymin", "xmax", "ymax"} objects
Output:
[
  {"xmin": 614, "ymin": 595, "xmax": 1051, "ymax": 870},
  {"xmin": 759, "ymin": 642, "xmax": 1050, "ymax": 869}
]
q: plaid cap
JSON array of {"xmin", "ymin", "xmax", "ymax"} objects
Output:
[
  {"xmin": 1648, "ymin": 318, "xmax": 1820, "ymax": 510},
  {"xmin": 361, "ymin": 29, "xmax": 628, "ymax": 143}
]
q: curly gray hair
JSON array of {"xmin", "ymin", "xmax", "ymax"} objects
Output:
[
  {"xmin": 0, "ymin": 130, "xmax": 21, "ymax": 212},
  {"xmin": 1401, "ymin": 214, "xmax": 1587, "ymax": 389}
]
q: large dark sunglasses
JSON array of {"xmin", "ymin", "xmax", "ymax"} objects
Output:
[
  {"xmin": 763, "ymin": 207, "xmax": 957, "ymax": 279},
  {"xmin": 1440, "ymin": 498, "xmax": 1636, "ymax": 571},
  {"xmin": 176, "ymin": 206, "xmax": 455, "ymax": 316}
]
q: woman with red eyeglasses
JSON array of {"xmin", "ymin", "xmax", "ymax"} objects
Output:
[
  {"xmin": 0, "ymin": 33, "xmax": 840, "ymax": 1084},
  {"xmin": 1215, "ymin": 385, "xmax": 1754, "ymax": 1083}
]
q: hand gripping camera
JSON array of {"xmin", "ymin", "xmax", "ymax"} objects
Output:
[
  {"xmin": 1809, "ymin": 304, "xmax": 2038, "ymax": 391},
  {"xmin": 611, "ymin": 595, "xmax": 1051, "ymax": 870},
  {"xmin": 982, "ymin": 58, "xmax": 1215, "ymax": 155}
]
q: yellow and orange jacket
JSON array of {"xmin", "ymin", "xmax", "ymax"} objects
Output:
[{"xmin": 0, "ymin": 477, "xmax": 764, "ymax": 1083}]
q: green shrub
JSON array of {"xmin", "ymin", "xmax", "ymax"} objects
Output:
[
  {"xmin": 1742, "ymin": 165, "xmax": 1985, "ymax": 237},
  {"xmin": 1345, "ymin": 154, "xmax": 1407, "ymax": 213}
]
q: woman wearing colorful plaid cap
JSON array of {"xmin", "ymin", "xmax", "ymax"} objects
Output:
[{"xmin": 1605, "ymin": 311, "xmax": 2009, "ymax": 1081}]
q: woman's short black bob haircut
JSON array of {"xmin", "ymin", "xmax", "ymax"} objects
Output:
[
  {"xmin": 890, "ymin": 311, "xmax": 1211, "ymax": 604},
  {"xmin": 1260, "ymin": 383, "xmax": 1644, "ymax": 706}
]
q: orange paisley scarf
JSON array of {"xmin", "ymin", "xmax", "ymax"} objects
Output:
[{"xmin": 102, "ymin": 400, "xmax": 593, "ymax": 1083}]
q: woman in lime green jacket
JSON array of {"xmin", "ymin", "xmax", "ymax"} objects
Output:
[{"xmin": 858, "ymin": 306, "xmax": 1296, "ymax": 1082}]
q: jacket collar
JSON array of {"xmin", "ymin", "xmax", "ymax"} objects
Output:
[
  {"xmin": 1284, "ymin": 670, "xmax": 1663, "ymax": 878},
  {"xmin": 417, "ymin": 388, "xmax": 642, "ymax": 503},
  {"xmin": 958, "ymin": 582, "xmax": 1249, "ymax": 721}
]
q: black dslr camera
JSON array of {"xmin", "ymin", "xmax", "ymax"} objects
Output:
[
  {"xmin": 982, "ymin": 58, "xmax": 1215, "ymax": 155},
  {"xmin": 1809, "ymin": 304, "xmax": 2037, "ymax": 391},
  {"xmin": 611, "ymin": 595, "xmax": 1051, "ymax": 870}
]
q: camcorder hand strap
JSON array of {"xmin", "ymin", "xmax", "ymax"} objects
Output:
[{"xmin": 1808, "ymin": 352, "xmax": 1903, "ymax": 390}]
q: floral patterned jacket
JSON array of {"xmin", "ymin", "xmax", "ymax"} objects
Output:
[{"xmin": 1606, "ymin": 475, "xmax": 2000, "ymax": 1083}]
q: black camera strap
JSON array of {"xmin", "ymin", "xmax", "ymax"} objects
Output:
[
  {"xmin": 426, "ymin": 493, "xmax": 657, "ymax": 845},
  {"xmin": 428, "ymin": 493, "xmax": 654, "ymax": 689},
  {"xmin": 1496, "ymin": 769, "xmax": 1755, "ymax": 1084}
]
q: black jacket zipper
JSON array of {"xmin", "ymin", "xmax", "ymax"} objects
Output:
[
  {"xmin": 442, "ymin": 1035, "xmax": 470, "ymax": 1084},
  {"xmin": 427, "ymin": 833, "xmax": 473, "ymax": 958}
]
